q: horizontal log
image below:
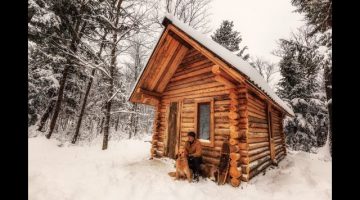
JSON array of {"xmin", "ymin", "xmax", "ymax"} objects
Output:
[
  {"xmin": 249, "ymin": 141, "xmax": 269, "ymax": 150},
  {"xmin": 229, "ymin": 111, "xmax": 240, "ymax": 120},
  {"xmin": 170, "ymin": 66, "xmax": 213, "ymax": 82},
  {"xmin": 230, "ymin": 177, "xmax": 241, "ymax": 187},
  {"xmin": 248, "ymin": 155, "xmax": 271, "ymax": 171},
  {"xmin": 275, "ymin": 147, "xmax": 284, "ymax": 155},
  {"xmin": 214, "ymin": 135, "xmax": 225, "ymax": 140},
  {"xmin": 249, "ymin": 150, "xmax": 270, "ymax": 162},
  {"xmin": 230, "ymin": 129, "xmax": 246, "ymax": 139},
  {"xmin": 248, "ymin": 116, "xmax": 268, "ymax": 124},
  {"xmin": 229, "ymin": 92, "xmax": 239, "ymax": 100},
  {"xmin": 248, "ymin": 93, "xmax": 266, "ymax": 107},
  {"xmin": 248, "ymin": 137, "xmax": 269, "ymax": 144},
  {"xmin": 162, "ymin": 86, "xmax": 228, "ymax": 100},
  {"xmin": 240, "ymin": 156, "xmax": 249, "ymax": 165},
  {"xmin": 215, "ymin": 100, "xmax": 231, "ymax": 105},
  {"xmin": 229, "ymin": 105, "xmax": 240, "ymax": 113},
  {"xmin": 215, "ymin": 112, "xmax": 230, "ymax": 117},
  {"xmin": 230, "ymin": 159, "xmax": 240, "ymax": 167},
  {"xmin": 181, "ymin": 123, "xmax": 194, "ymax": 128},
  {"xmin": 229, "ymin": 119, "xmax": 240, "ymax": 126},
  {"xmin": 247, "ymin": 101, "xmax": 266, "ymax": 112},
  {"xmin": 174, "ymin": 60, "xmax": 214, "ymax": 77},
  {"xmin": 215, "ymin": 117, "xmax": 230, "ymax": 123},
  {"xmin": 230, "ymin": 153, "xmax": 241, "ymax": 161},
  {"xmin": 274, "ymin": 138, "xmax": 283, "ymax": 144},
  {"xmin": 249, "ymin": 160, "xmax": 272, "ymax": 179},
  {"xmin": 248, "ymin": 111, "xmax": 267, "ymax": 120},
  {"xmin": 239, "ymin": 117, "xmax": 248, "ymax": 124},
  {"xmin": 229, "ymin": 166, "xmax": 242, "ymax": 178},
  {"xmin": 214, "ymin": 140, "xmax": 224, "ymax": 147},
  {"xmin": 249, "ymin": 127, "xmax": 269, "ymax": 133},
  {"xmin": 277, "ymin": 154, "xmax": 286, "ymax": 163},
  {"xmin": 214, "ymin": 75, "xmax": 237, "ymax": 89},
  {"xmin": 202, "ymin": 156, "xmax": 220, "ymax": 166},
  {"xmin": 230, "ymin": 145, "xmax": 240, "ymax": 153},
  {"xmin": 247, "ymin": 146, "xmax": 269, "ymax": 157},
  {"xmin": 229, "ymin": 124, "xmax": 239, "ymax": 133},
  {"xmin": 238, "ymin": 87, "xmax": 247, "ymax": 93},
  {"xmin": 182, "ymin": 118, "xmax": 194, "ymax": 123},
  {"xmin": 215, "ymin": 123, "xmax": 230, "ymax": 129},
  {"xmin": 247, "ymin": 105, "xmax": 267, "ymax": 118},
  {"xmin": 249, "ymin": 123, "xmax": 268, "ymax": 129},
  {"xmin": 238, "ymin": 143, "xmax": 248, "ymax": 150},
  {"xmin": 181, "ymin": 127, "xmax": 195, "ymax": 132},
  {"xmin": 241, "ymin": 173, "xmax": 249, "ymax": 182},
  {"xmin": 163, "ymin": 82, "xmax": 223, "ymax": 96},
  {"xmin": 214, "ymin": 105, "xmax": 229, "ymax": 112},
  {"xmin": 202, "ymin": 149, "xmax": 221, "ymax": 158},
  {"xmin": 229, "ymin": 138, "xmax": 239, "ymax": 145},
  {"xmin": 248, "ymin": 132, "xmax": 268, "ymax": 138},
  {"xmin": 215, "ymin": 128, "xmax": 230, "ymax": 135}
]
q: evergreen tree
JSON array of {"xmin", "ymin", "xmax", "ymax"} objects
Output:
[
  {"xmin": 291, "ymin": 0, "xmax": 332, "ymax": 155},
  {"xmin": 211, "ymin": 20, "xmax": 249, "ymax": 60},
  {"xmin": 276, "ymin": 28, "xmax": 328, "ymax": 152}
]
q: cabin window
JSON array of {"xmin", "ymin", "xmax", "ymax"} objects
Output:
[
  {"xmin": 198, "ymin": 103, "xmax": 210, "ymax": 140},
  {"xmin": 195, "ymin": 98, "xmax": 214, "ymax": 147}
]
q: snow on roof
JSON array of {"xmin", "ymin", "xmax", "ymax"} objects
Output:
[{"xmin": 129, "ymin": 14, "xmax": 294, "ymax": 116}]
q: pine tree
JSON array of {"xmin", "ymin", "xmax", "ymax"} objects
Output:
[
  {"xmin": 291, "ymin": 0, "xmax": 332, "ymax": 155},
  {"xmin": 211, "ymin": 20, "xmax": 249, "ymax": 60},
  {"xmin": 276, "ymin": 28, "xmax": 328, "ymax": 152}
]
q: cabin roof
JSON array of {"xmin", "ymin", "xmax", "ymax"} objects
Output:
[{"xmin": 129, "ymin": 14, "xmax": 294, "ymax": 117}]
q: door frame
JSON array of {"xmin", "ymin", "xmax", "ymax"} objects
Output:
[
  {"xmin": 164, "ymin": 100, "xmax": 182, "ymax": 158},
  {"xmin": 267, "ymin": 103, "xmax": 276, "ymax": 163}
]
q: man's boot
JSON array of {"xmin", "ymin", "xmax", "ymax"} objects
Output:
[{"xmin": 193, "ymin": 171, "xmax": 200, "ymax": 182}]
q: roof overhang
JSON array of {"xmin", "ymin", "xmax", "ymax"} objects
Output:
[{"xmin": 129, "ymin": 15, "xmax": 294, "ymax": 117}]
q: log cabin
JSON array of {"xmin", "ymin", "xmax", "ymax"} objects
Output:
[{"xmin": 128, "ymin": 14, "xmax": 295, "ymax": 187}]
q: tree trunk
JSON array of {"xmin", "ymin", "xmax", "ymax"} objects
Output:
[
  {"xmin": 99, "ymin": 117, "xmax": 105, "ymax": 134},
  {"xmin": 115, "ymin": 115, "xmax": 120, "ymax": 131},
  {"xmin": 324, "ymin": 66, "xmax": 332, "ymax": 156},
  {"xmin": 46, "ymin": 19, "xmax": 88, "ymax": 139},
  {"xmin": 102, "ymin": 0, "xmax": 123, "ymax": 150},
  {"xmin": 37, "ymin": 99, "xmax": 56, "ymax": 132},
  {"xmin": 72, "ymin": 69, "xmax": 95, "ymax": 143},
  {"xmin": 46, "ymin": 64, "xmax": 71, "ymax": 139},
  {"xmin": 130, "ymin": 103, "xmax": 138, "ymax": 137}
]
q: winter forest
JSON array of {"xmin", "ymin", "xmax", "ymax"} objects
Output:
[{"xmin": 28, "ymin": 0, "xmax": 331, "ymax": 199}]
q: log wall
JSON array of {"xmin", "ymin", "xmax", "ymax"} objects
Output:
[
  {"xmin": 153, "ymin": 49, "xmax": 231, "ymax": 168},
  {"xmin": 151, "ymin": 47, "xmax": 287, "ymax": 184},
  {"xmin": 271, "ymin": 108, "xmax": 286, "ymax": 162}
]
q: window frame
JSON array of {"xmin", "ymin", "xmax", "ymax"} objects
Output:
[{"xmin": 194, "ymin": 98, "xmax": 214, "ymax": 147}]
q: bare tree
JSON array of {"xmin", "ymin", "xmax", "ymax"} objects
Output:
[
  {"xmin": 250, "ymin": 57, "xmax": 277, "ymax": 83},
  {"xmin": 165, "ymin": 0, "xmax": 213, "ymax": 33}
]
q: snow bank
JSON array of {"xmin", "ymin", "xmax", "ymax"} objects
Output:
[{"xmin": 29, "ymin": 137, "xmax": 331, "ymax": 200}]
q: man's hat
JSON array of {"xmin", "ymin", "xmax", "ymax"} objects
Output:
[{"xmin": 187, "ymin": 131, "xmax": 196, "ymax": 138}]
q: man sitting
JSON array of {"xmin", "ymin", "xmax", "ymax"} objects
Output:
[{"xmin": 185, "ymin": 131, "xmax": 202, "ymax": 182}]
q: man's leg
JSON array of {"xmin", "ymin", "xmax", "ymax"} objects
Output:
[{"xmin": 193, "ymin": 157, "xmax": 202, "ymax": 181}]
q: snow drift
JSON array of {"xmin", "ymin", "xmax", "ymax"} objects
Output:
[{"xmin": 29, "ymin": 136, "xmax": 331, "ymax": 200}]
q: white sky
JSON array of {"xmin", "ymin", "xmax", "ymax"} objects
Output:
[
  {"xmin": 209, "ymin": 0, "xmax": 305, "ymax": 63},
  {"xmin": 208, "ymin": 0, "xmax": 306, "ymax": 89}
]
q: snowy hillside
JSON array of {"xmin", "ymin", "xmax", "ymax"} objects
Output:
[{"xmin": 29, "ymin": 136, "xmax": 331, "ymax": 200}]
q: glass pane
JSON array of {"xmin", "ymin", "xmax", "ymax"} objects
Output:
[{"xmin": 198, "ymin": 103, "xmax": 210, "ymax": 140}]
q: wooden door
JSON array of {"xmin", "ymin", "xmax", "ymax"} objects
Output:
[{"xmin": 167, "ymin": 102, "xmax": 179, "ymax": 159}]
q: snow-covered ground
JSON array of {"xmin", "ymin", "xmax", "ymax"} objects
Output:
[{"xmin": 29, "ymin": 135, "xmax": 331, "ymax": 200}]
